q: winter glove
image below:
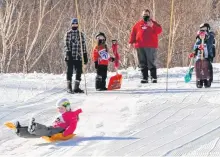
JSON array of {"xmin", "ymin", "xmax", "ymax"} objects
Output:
[
  {"xmin": 110, "ymin": 57, "xmax": 115, "ymax": 62},
  {"xmin": 198, "ymin": 44, "xmax": 204, "ymax": 50},
  {"xmin": 188, "ymin": 53, "xmax": 194, "ymax": 58},
  {"xmin": 94, "ymin": 61, "xmax": 98, "ymax": 69},
  {"xmin": 83, "ymin": 53, "xmax": 88, "ymax": 65}
]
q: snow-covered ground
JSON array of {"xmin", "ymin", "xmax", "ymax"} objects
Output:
[{"xmin": 1, "ymin": 64, "xmax": 220, "ymax": 156}]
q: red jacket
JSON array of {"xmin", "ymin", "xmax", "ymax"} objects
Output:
[
  {"xmin": 53, "ymin": 108, "xmax": 82, "ymax": 137},
  {"xmin": 92, "ymin": 44, "xmax": 111, "ymax": 66},
  {"xmin": 129, "ymin": 19, "xmax": 162, "ymax": 48}
]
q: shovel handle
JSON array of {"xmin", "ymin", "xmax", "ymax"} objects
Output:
[{"xmin": 189, "ymin": 57, "xmax": 194, "ymax": 69}]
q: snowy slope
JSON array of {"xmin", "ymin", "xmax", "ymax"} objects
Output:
[{"xmin": 1, "ymin": 64, "xmax": 220, "ymax": 156}]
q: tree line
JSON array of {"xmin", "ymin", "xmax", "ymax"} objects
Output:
[{"xmin": 0, "ymin": 0, "xmax": 219, "ymax": 73}]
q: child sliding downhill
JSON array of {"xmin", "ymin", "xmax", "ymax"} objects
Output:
[{"xmin": 10, "ymin": 98, "xmax": 82, "ymax": 139}]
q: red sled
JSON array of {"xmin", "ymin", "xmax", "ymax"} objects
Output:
[{"xmin": 107, "ymin": 73, "xmax": 122, "ymax": 90}]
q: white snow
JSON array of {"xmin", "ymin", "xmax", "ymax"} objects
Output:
[{"xmin": 1, "ymin": 64, "xmax": 220, "ymax": 156}]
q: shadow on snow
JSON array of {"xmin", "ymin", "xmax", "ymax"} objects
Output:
[{"xmin": 36, "ymin": 136, "xmax": 139, "ymax": 147}]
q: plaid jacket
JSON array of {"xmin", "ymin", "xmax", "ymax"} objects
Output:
[{"xmin": 64, "ymin": 30, "xmax": 87, "ymax": 60}]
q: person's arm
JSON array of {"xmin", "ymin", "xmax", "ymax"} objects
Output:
[
  {"xmin": 193, "ymin": 38, "xmax": 202, "ymax": 56},
  {"xmin": 92, "ymin": 47, "xmax": 99, "ymax": 69},
  {"xmin": 213, "ymin": 37, "xmax": 216, "ymax": 58},
  {"xmin": 64, "ymin": 32, "xmax": 71, "ymax": 56},
  {"xmin": 64, "ymin": 31, "xmax": 72, "ymax": 61},
  {"xmin": 62, "ymin": 109, "xmax": 82, "ymax": 137},
  {"xmin": 152, "ymin": 20, "xmax": 162, "ymax": 35},
  {"xmin": 53, "ymin": 115, "xmax": 67, "ymax": 128},
  {"xmin": 92, "ymin": 47, "xmax": 99, "ymax": 61},
  {"xmin": 194, "ymin": 38, "xmax": 201, "ymax": 49},
  {"xmin": 81, "ymin": 33, "xmax": 88, "ymax": 64},
  {"xmin": 129, "ymin": 24, "xmax": 137, "ymax": 44}
]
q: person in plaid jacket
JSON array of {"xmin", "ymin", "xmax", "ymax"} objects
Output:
[{"xmin": 64, "ymin": 18, "xmax": 88, "ymax": 93}]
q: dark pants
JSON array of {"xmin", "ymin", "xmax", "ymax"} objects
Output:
[
  {"xmin": 96, "ymin": 65, "xmax": 108, "ymax": 89},
  {"xmin": 66, "ymin": 60, "xmax": 82, "ymax": 82},
  {"xmin": 16, "ymin": 123, "xmax": 64, "ymax": 138},
  {"xmin": 209, "ymin": 61, "xmax": 213, "ymax": 82},
  {"xmin": 137, "ymin": 48, "xmax": 157, "ymax": 79}
]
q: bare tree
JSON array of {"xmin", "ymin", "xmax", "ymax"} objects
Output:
[
  {"xmin": 22, "ymin": 0, "xmax": 68, "ymax": 73},
  {"xmin": 0, "ymin": 0, "xmax": 218, "ymax": 73},
  {"xmin": 0, "ymin": 0, "xmax": 24, "ymax": 73}
]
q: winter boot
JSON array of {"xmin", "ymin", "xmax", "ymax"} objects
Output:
[
  {"xmin": 28, "ymin": 118, "xmax": 36, "ymax": 133},
  {"xmin": 95, "ymin": 75, "xmax": 102, "ymax": 91},
  {"xmin": 73, "ymin": 80, "xmax": 84, "ymax": 93},
  {"xmin": 15, "ymin": 120, "xmax": 37, "ymax": 138},
  {"xmin": 15, "ymin": 121, "xmax": 21, "ymax": 134},
  {"xmin": 196, "ymin": 80, "xmax": 203, "ymax": 88},
  {"xmin": 100, "ymin": 80, "xmax": 107, "ymax": 91},
  {"xmin": 67, "ymin": 81, "xmax": 73, "ymax": 94},
  {"xmin": 151, "ymin": 78, "xmax": 157, "ymax": 83},
  {"xmin": 141, "ymin": 79, "xmax": 148, "ymax": 83},
  {"xmin": 141, "ymin": 67, "xmax": 148, "ymax": 84},
  {"xmin": 204, "ymin": 79, "xmax": 211, "ymax": 88},
  {"xmin": 150, "ymin": 68, "xmax": 157, "ymax": 83}
]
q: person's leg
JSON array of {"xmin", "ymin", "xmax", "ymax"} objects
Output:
[
  {"xmin": 66, "ymin": 59, "xmax": 74, "ymax": 93},
  {"xmin": 195, "ymin": 60, "xmax": 204, "ymax": 88},
  {"xmin": 137, "ymin": 48, "xmax": 148, "ymax": 83},
  {"xmin": 196, "ymin": 80, "xmax": 203, "ymax": 88},
  {"xmin": 28, "ymin": 122, "xmax": 64, "ymax": 137},
  {"xmin": 100, "ymin": 65, "xmax": 108, "ymax": 90},
  {"xmin": 15, "ymin": 121, "xmax": 39, "ymax": 138},
  {"xmin": 73, "ymin": 60, "xmax": 84, "ymax": 93},
  {"xmin": 96, "ymin": 66, "xmax": 102, "ymax": 90},
  {"xmin": 209, "ymin": 60, "xmax": 213, "ymax": 82},
  {"xmin": 145, "ymin": 48, "xmax": 157, "ymax": 83}
]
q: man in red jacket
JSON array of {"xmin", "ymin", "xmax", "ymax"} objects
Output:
[{"xmin": 129, "ymin": 9, "xmax": 162, "ymax": 83}]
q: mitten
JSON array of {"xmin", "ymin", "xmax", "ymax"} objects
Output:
[
  {"xmin": 198, "ymin": 45, "xmax": 204, "ymax": 50},
  {"xmin": 188, "ymin": 53, "xmax": 194, "ymax": 58}
]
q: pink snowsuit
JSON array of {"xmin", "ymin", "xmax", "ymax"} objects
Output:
[{"xmin": 53, "ymin": 108, "xmax": 82, "ymax": 136}]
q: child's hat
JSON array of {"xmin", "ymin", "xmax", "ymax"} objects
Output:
[
  {"xmin": 56, "ymin": 98, "xmax": 71, "ymax": 110},
  {"xmin": 96, "ymin": 32, "xmax": 106, "ymax": 40},
  {"xmin": 200, "ymin": 23, "xmax": 210, "ymax": 31}
]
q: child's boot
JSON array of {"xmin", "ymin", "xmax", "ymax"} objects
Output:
[{"xmin": 95, "ymin": 75, "xmax": 102, "ymax": 91}]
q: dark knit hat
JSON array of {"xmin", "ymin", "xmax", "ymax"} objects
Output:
[
  {"xmin": 71, "ymin": 18, "xmax": 78, "ymax": 24},
  {"xmin": 200, "ymin": 23, "xmax": 210, "ymax": 31}
]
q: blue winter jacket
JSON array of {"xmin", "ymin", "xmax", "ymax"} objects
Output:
[{"xmin": 194, "ymin": 31, "xmax": 215, "ymax": 60}]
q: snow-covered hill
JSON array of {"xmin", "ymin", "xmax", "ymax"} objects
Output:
[{"xmin": 1, "ymin": 65, "xmax": 220, "ymax": 156}]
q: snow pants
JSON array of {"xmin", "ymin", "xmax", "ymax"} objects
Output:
[
  {"xmin": 16, "ymin": 123, "xmax": 64, "ymax": 138},
  {"xmin": 96, "ymin": 65, "xmax": 108, "ymax": 90}
]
